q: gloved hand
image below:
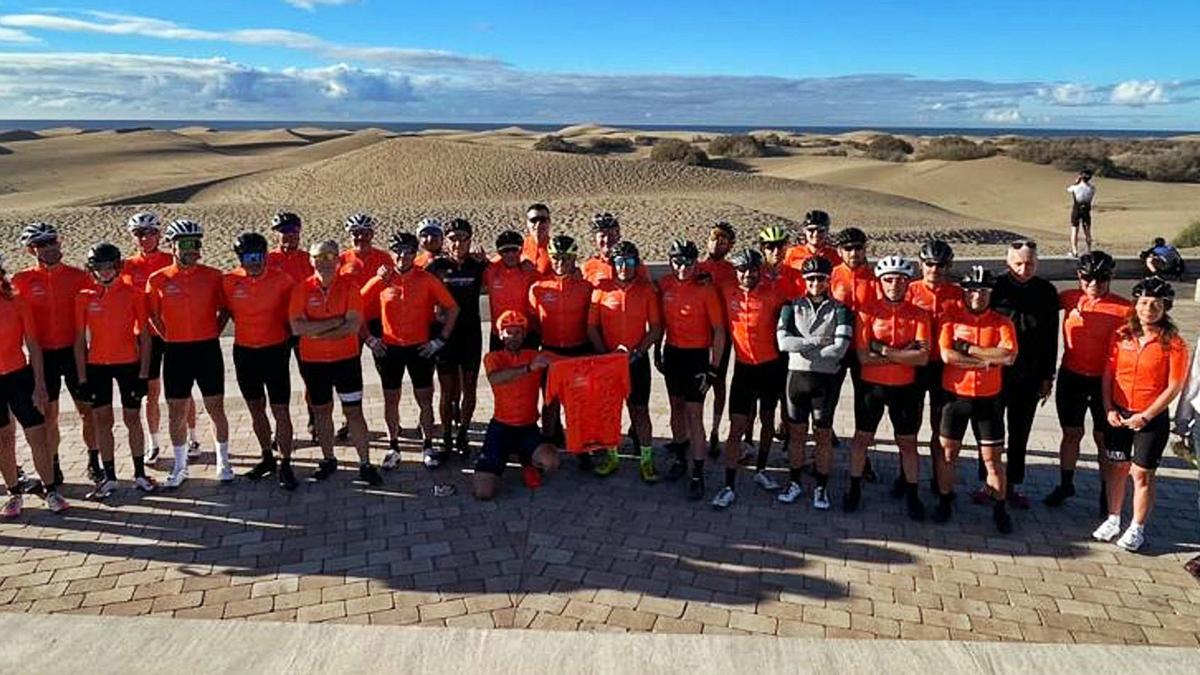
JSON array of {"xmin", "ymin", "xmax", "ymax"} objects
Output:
[
  {"xmin": 419, "ymin": 338, "xmax": 446, "ymax": 358},
  {"xmin": 695, "ymin": 367, "xmax": 719, "ymax": 396},
  {"xmin": 953, "ymin": 339, "xmax": 973, "ymax": 355}
]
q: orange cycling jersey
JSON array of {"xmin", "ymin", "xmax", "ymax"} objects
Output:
[
  {"xmin": 761, "ymin": 265, "xmax": 806, "ymax": 300},
  {"xmin": 12, "ymin": 264, "xmax": 93, "ymax": 350},
  {"xmin": 905, "ymin": 280, "xmax": 964, "ymax": 363},
  {"xmin": 722, "ymin": 283, "xmax": 785, "ymax": 364},
  {"xmin": 831, "ymin": 263, "xmax": 880, "ymax": 312},
  {"xmin": 338, "ymin": 247, "xmax": 393, "ymax": 291},
  {"xmin": 288, "ymin": 274, "xmax": 363, "ymax": 363},
  {"xmin": 0, "ymin": 294, "xmax": 35, "ymax": 375},
  {"xmin": 222, "ymin": 268, "xmax": 295, "ymax": 348},
  {"xmin": 360, "ymin": 268, "xmax": 457, "ymax": 347},
  {"xmin": 659, "ymin": 276, "xmax": 724, "ymax": 349},
  {"xmin": 146, "ymin": 264, "xmax": 225, "ymax": 344},
  {"xmin": 939, "ymin": 308, "xmax": 1017, "ymax": 397},
  {"xmin": 483, "ymin": 261, "xmax": 538, "ymax": 330},
  {"xmin": 696, "ymin": 258, "xmax": 737, "ymax": 292},
  {"xmin": 415, "ymin": 250, "xmax": 445, "ymax": 269},
  {"xmin": 1107, "ymin": 332, "xmax": 1189, "ymax": 412},
  {"xmin": 122, "ymin": 249, "xmax": 173, "ymax": 290},
  {"xmin": 545, "ymin": 353, "xmax": 631, "ymax": 453},
  {"xmin": 856, "ymin": 300, "xmax": 932, "ymax": 386},
  {"xmin": 75, "ymin": 280, "xmax": 147, "ymax": 365},
  {"xmin": 528, "ymin": 274, "xmax": 593, "ymax": 349},
  {"xmin": 485, "ymin": 349, "xmax": 559, "ymax": 426},
  {"xmin": 521, "ymin": 235, "xmax": 552, "ymax": 276},
  {"xmin": 783, "ymin": 243, "xmax": 843, "ymax": 272},
  {"xmin": 581, "ymin": 255, "xmax": 652, "ymax": 286},
  {"xmin": 268, "ymin": 248, "xmax": 314, "ymax": 284},
  {"xmin": 1060, "ymin": 290, "xmax": 1131, "ymax": 377},
  {"xmin": 588, "ymin": 278, "xmax": 662, "ymax": 352}
]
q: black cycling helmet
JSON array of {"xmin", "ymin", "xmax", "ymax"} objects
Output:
[
  {"xmin": 834, "ymin": 227, "xmax": 867, "ymax": 248},
  {"xmin": 495, "ymin": 230, "xmax": 524, "ymax": 251},
  {"xmin": 919, "ymin": 240, "xmax": 954, "ymax": 264},
  {"xmin": 960, "ymin": 265, "xmax": 997, "ymax": 290},
  {"xmin": 389, "ymin": 231, "xmax": 419, "ymax": 253},
  {"xmin": 729, "ymin": 248, "xmax": 764, "ymax": 270},
  {"xmin": 1077, "ymin": 250, "xmax": 1115, "ymax": 277},
  {"xmin": 800, "ymin": 256, "xmax": 834, "ymax": 277},
  {"xmin": 803, "ymin": 210, "xmax": 831, "ymax": 229},
  {"xmin": 1132, "ymin": 276, "xmax": 1175, "ymax": 311},
  {"xmin": 86, "ymin": 242, "xmax": 122, "ymax": 270},
  {"xmin": 548, "ymin": 234, "xmax": 579, "ymax": 258},
  {"xmin": 668, "ymin": 239, "xmax": 699, "ymax": 261},
  {"xmin": 444, "ymin": 218, "xmax": 472, "ymax": 236},
  {"xmin": 233, "ymin": 232, "xmax": 269, "ymax": 257},
  {"xmin": 271, "ymin": 212, "xmax": 302, "ymax": 232},
  {"xmin": 591, "ymin": 212, "xmax": 619, "ymax": 232},
  {"xmin": 609, "ymin": 240, "xmax": 640, "ymax": 262}
]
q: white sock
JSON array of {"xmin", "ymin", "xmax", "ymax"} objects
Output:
[
  {"xmin": 1105, "ymin": 514, "xmax": 1121, "ymax": 526},
  {"xmin": 217, "ymin": 441, "xmax": 230, "ymax": 467},
  {"xmin": 172, "ymin": 444, "xmax": 188, "ymax": 472},
  {"xmin": 188, "ymin": 427, "xmax": 198, "ymax": 444},
  {"xmin": 1129, "ymin": 522, "xmax": 1144, "ymax": 533}
]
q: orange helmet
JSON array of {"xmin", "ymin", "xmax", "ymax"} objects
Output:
[{"xmin": 496, "ymin": 310, "xmax": 529, "ymax": 332}]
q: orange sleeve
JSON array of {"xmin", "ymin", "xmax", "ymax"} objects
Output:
[
  {"xmin": 855, "ymin": 310, "xmax": 871, "ymax": 351},
  {"xmin": 646, "ymin": 286, "xmax": 663, "ymax": 328},
  {"xmin": 1169, "ymin": 337, "xmax": 1190, "ymax": 388},
  {"xmin": 18, "ymin": 296, "xmax": 36, "ymax": 339},
  {"xmin": 287, "ymin": 283, "xmax": 307, "ymax": 321},
  {"xmin": 1104, "ymin": 333, "xmax": 1121, "ymax": 381},
  {"xmin": 483, "ymin": 351, "xmax": 502, "ymax": 376},
  {"xmin": 705, "ymin": 287, "xmax": 723, "ymax": 330},
  {"xmin": 431, "ymin": 276, "xmax": 458, "ymax": 311},
  {"xmin": 213, "ymin": 270, "xmax": 228, "ymax": 310},
  {"xmin": 587, "ymin": 288, "xmax": 602, "ymax": 327},
  {"xmin": 145, "ymin": 277, "xmax": 162, "ymax": 318},
  {"xmin": 345, "ymin": 281, "xmax": 364, "ymax": 315},
  {"xmin": 73, "ymin": 293, "xmax": 88, "ymax": 341},
  {"xmin": 916, "ymin": 309, "xmax": 932, "ymax": 346},
  {"xmin": 938, "ymin": 319, "xmax": 954, "ymax": 353},
  {"xmin": 134, "ymin": 289, "xmax": 149, "ymax": 332},
  {"xmin": 358, "ymin": 277, "xmax": 382, "ymax": 321},
  {"xmin": 998, "ymin": 317, "xmax": 1018, "ymax": 354}
]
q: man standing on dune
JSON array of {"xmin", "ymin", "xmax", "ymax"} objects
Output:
[{"xmin": 1067, "ymin": 170, "xmax": 1096, "ymax": 258}]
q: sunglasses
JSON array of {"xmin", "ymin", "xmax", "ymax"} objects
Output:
[
  {"xmin": 498, "ymin": 246, "xmax": 521, "ymax": 254},
  {"xmin": 839, "ymin": 244, "xmax": 864, "ymax": 251},
  {"xmin": 312, "ymin": 252, "xmax": 339, "ymax": 262},
  {"xmin": 32, "ymin": 239, "xmax": 60, "ymax": 249},
  {"xmin": 805, "ymin": 226, "xmax": 828, "ymax": 233},
  {"xmin": 612, "ymin": 256, "xmax": 639, "ymax": 268},
  {"xmin": 1078, "ymin": 273, "xmax": 1111, "ymax": 283},
  {"xmin": 350, "ymin": 230, "xmax": 373, "ymax": 237},
  {"xmin": 239, "ymin": 252, "xmax": 266, "ymax": 265},
  {"xmin": 133, "ymin": 229, "xmax": 159, "ymax": 238},
  {"xmin": 393, "ymin": 247, "xmax": 417, "ymax": 256},
  {"xmin": 446, "ymin": 234, "xmax": 470, "ymax": 243},
  {"xmin": 175, "ymin": 238, "xmax": 202, "ymax": 252},
  {"xmin": 275, "ymin": 226, "xmax": 301, "ymax": 235},
  {"xmin": 923, "ymin": 261, "xmax": 947, "ymax": 268},
  {"xmin": 91, "ymin": 263, "xmax": 119, "ymax": 273},
  {"xmin": 527, "ymin": 215, "xmax": 549, "ymax": 224},
  {"xmin": 803, "ymin": 274, "xmax": 830, "ymax": 282},
  {"xmin": 760, "ymin": 242, "xmax": 786, "ymax": 249},
  {"xmin": 1010, "ymin": 240, "xmax": 1037, "ymax": 250},
  {"xmin": 670, "ymin": 257, "xmax": 697, "ymax": 266}
]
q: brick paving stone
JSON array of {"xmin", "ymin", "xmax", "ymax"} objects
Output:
[
  {"xmin": 224, "ymin": 597, "xmax": 274, "ymax": 619},
  {"xmin": 369, "ymin": 607, "xmax": 420, "ymax": 625},
  {"xmin": 418, "ymin": 599, "xmax": 467, "ymax": 622},
  {"xmin": 296, "ymin": 601, "xmax": 346, "ymax": 623},
  {"xmin": 529, "ymin": 613, "xmax": 581, "ymax": 631},
  {"xmin": 636, "ymin": 596, "xmax": 685, "ymax": 618},
  {"xmin": 652, "ymin": 616, "xmax": 703, "ymax": 634},
  {"xmin": 562, "ymin": 600, "xmax": 612, "ymax": 623},
  {"xmin": 607, "ymin": 608, "xmax": 657, "ymax": 631},
  {"xmin": 729, "ymin": 611, "xmax": 777, "ymax": 635}
]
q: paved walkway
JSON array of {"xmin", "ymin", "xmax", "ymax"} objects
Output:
[{"xmin": 2, "ymin": 313, "xmax": 1198, "ymax": 646}]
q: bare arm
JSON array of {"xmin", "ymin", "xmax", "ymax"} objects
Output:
[
  {"xmin": 317, "ymin": 310, "xmax": 362, "ymax": 340},
  {"xmin": 966, "ymin": 345, "xmax": 1016, "ymax": 366},
  {"xmin": 138, "ymin": 330, "xmax": 152, "ymax": 379},
  {"xmin": 709, "ymin": 325, "xmax": 727, "ymax": 369},
  {"xmin": 587, "ymin": 324, "xmax": 607, "ymax": 354},
  {"xmin": 488, "ymin": 354, "xmax": 551, "ymax": 387},
  {"xmin": 74, "ymin": 332, "xmax": 88, "ymax": 384},
  {"xmin": 290, "ymin": 316, "xmax": 343, "ymax": 337},
  {"xmin": 436, "ymin": 306, "xmax": 459, "ymax": 341}
]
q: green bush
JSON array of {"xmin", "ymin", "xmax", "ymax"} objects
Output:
[
  {"xmin": 1007, "ymin": 138, "xmax": 1115, "ymax": 175},
  {"xmin": 708, "ymin": 134, "xmax": 767, "ymax": 158},
  {"xmin": 1175, "ymin": 219, "xmax": 1200, "ymax": 248},
  {"xmin": 1118, "ymin": 145, "xmax": 1200, "ymax": 182},
  {"xmin": 533, "ymin": 134, "xmax": 587, "ymax": 154},
  {"xmin": 865, "ymin": 134, "xmax": 914, "ymax": 162},
  {"xmin": 586, "ymin": 136, "xmax": 635, "ymax": 154},
  {"xmin": 649, "ymin": 138, "xmax": 708, "ymax": 165},
  {"xmin": 918, "ymin": 136, "xmax": 999, "ymax": 161},
  {"xmin": 632, "ymin": 135, "xmax": 658, "ymax": 146}
]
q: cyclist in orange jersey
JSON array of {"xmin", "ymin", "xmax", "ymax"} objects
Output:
[
  {"xmin": 696, "ymin": 221, "xmax": 737, "ymax": 456},
  {"xmin": 334, "ymin": 212, "xmax": 391, "ymax": 441},
  {"xmin": 1044, "ymin": 252, "xmax": 1131, "ymax": 512},
  {"xmin": 474, "ymin": 311, "xmax": 561, "ymax": 500},
  {"xmin": 829, "ymin": 226, "xmax": 880, "ymax": 479},
  {"xmin": 361, "ymin": 232, "xmax": 460, "ymax": 471},
  {"xmin": 12, "ymin": 222, "xmax": 96, "ymax": 487},
  {"xmin": 522, "ymin": 203, "xmax": 553, "ymax": 275},
  {"xmin": 73, "ymin": 243, "xmax": 154, "ymax": 500},
  {"xmin": 657, "ymin": 239, "xmax": 726, "ymax": 499},
  {"xmin": 415, "ymin": 218, "xmax": 446, "ymax": 268},
  {"xmin": 755, "ymin": 226, "xmax": 804, "ymax": 462},
  {"xmin": 290, "ymin": 240, "xmax": 380, "ymax": 486},
  {"xmin": 580, "ymin": 213, "xmax": 651, "ymax": 285},
  {"xmin": 267, "ymin": 212, "xmax": 313, "ymax": 284},
  {"xmin": 587, "ymin": 241, "xmax": 664, "ymax": 481},
  {"xmin": 0, "ymin": 253, "xmax": 67, "ymax": 518},
  {"xmin": 710, "ymin": 249, "xmax": 787, "ymax": 509},
  {"xmin": 145, "ymin": 220, "xmax": 231, "ymax": 489},
  {"xmin": 122, "ymin": 211, "xmax": 198, "ymax": 464},
  {"xmin": 782, "ymin": 210, "xmax": 843, "ymax": 272},
  {"xmin": 224, "ymin": 233, "xmax": 299, "ymax": 491},
  {"xmin": 484, "ymin": 230, "xmax": 540, "ymax": 352},
  {"xmin": 1093, "ymin": 278, "xmax": 1188, "ymax": 552},
  {"xmin": 934, "ymin": 267, "xmax": 1018, "ymax": 534}
]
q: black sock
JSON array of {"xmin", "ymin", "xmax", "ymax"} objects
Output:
[
  {"xmin": 675, "ymin": 444, "xmax": 687, "ymax": 461},
  {"xmin": 87, "ymin": 449, "xmax": 101, "ymax": 470},
  {"xmin": 850, "ymin": 476, "xmax": 862, "ymax": 494},
  {"xmin": 906, "ymin": 482, "xmax": 919, "ymax": 499},
  {"xmin": 993, "ymin": 500, "xmax": 1008, "ymax": 515},
  {"xmin": 1061, "ymin": 470, "xmax": 1075, "ymax": 488},
  {"xmin": 815, "ymin": 471, "xmax": 828, "ymax": 488},
  {"xmin": 261, "ymin": 445, "xmax": 274, "ymax": 462},
  {"xmin": 281, "ymin": 456, "xmax": 291, "ymax": 467},
  {"xmin": 790, "ymin": 467, "xmax": 804, "ymax": 483},
  {"xmin": 755, "ymin": 447, "xmax": 770, "ymax": 473},
  {"xmin": 724, "ymin": 468, "xmax": 737, "ymax": 489},
  {"xmin": 103, "ymin": 459, "xmax": 117, "ymax": 481},
  {"xmin": 132, "ymin": 455, "xmax": 146, "ymax": 478},
  {"xmin": 691, "ymin": 459, "xmax": 704, "ymax": 478}
]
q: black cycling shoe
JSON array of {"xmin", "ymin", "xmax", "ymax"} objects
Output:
[
  {"xmin": 932, "ymin": 499, "xmax": 953, "ymax": 523},
  {"xmin": 1043, "ymin": 484, "xmax": 1075, "ymax": 507},
  {"xmin": 358, "ymin": 463, "xmax": 384, "ymax": 487},
  {"xmin": 687, "ymin": 477, "xmax": 705, "ymax": 501},
  {"xmin": 993, "ymin": 506, "xmax": 1013, "ymax": 534},
  {"xmin": 842, "ymin": 490, "xmax": 862, "ymax": 513},
  {"xmin": 244, "ymin": 458, "xmax": 277, "ymax": 481},
  {"xmin": 906, "ymin": 495, "xmax": 927, "ymax": 522},
  {"xmin": 312, "ymin": 458, "xmax": 338, "ymax": 480},
  {"xmin": 666, "ymin": 459, "xmax": 687, "ymax": 482},
  {"xmin": 422, "ymin": 442, "xmax": 440, "ymax": 470},
  {"xmin": 891, "ymin": 475, "xmax": 907, "ymax": 499},
  {"xmin": 278, "ymin": 463, "xmax": 298, "ymax": 491},
  {"xmin": 87, "ymin": 463, "xmax": 105, "ymax": 484}
]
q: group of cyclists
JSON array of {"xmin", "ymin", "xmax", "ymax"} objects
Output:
[{"xmin": 0, "ymin": 204, "xmax": 1193, "ymax": 553}]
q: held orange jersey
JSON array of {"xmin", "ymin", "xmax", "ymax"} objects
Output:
[
  {"xmin": 145, "ymin": 263, "xmax": 226, "ymax": 344},
  {"xmin": 939, "ymin": 308, "xmax": 1018, "ymax": 398},
  {"xmin": 783, "ymin": 243, "xmax": 843, "ymax": 272},
  {"xmin": 1060, "ymin": 290, "xmax": 1131, "ymax": 377},
  {"xmin": 360, "ymin": 268, "xmax": 457, "ymax": 347},
  {"xmin": 11, "ymin": 263, "xmax": 93, "ymax": 350},
  {"xmin": 483, "ymin": 261, "xmax": 539, "ymax": 330},
  {"xmin": 222, "ymin": 268, "xmax": 295, "ymax": 348},
  {"xmin": 338, "ymin": 247, "xmax": 393, "ymax": 291},
  {"xmin": 1107, "ymin": 332, "xmax": 1189, "ymax": 412},
  {"xmin": 905, "ymin": 280, "xmax": 965, "ymax": 363},
  {"xmin": 544, "ymin": 353, "xmax": 632, "ymax": 453},
  {"xmin": 659, "ymin": 276, "xmax": 724, "ymax": 350},
  {"xmin": 722, "ymin": 283, "xmax": 785, "ymax": 365},
  {"xmin": 485, "ymin": 349, "xmax": 559, "ymax": 427},
  {"xmin": 528, "ymin": 274, "xmax": 593, "ymax": 349},
  {"xmin": 856, "ymin": 300, "xmax": 932, "ymax": 386},
  {"xmin": 521, "ymin": 234, "xmax": 552, "ymax": 276},
  {"xmin": 268, "ymin": 248, "xmax": 314, "ymax": 284},
  {"xmin": 580, "ymin": 255, "xmax": 652, "ymax": 286},
  {"xmin": 0, "ymin": 294, "xmax": 35, "ymax": 375},
  {"xmin": 588, "ymin": 278, "xmax": 662, "ymax": 352},
  {"xmin": 75, "ymin": 280, "xmax": 147, "ymax": 366},
  {"xmin": 695, "ymin": 258, "xmax": 737, "ymax": 292},
  {"xmin": 122, "ymin": 249, "xmax": 173, "ymax": 290},
  {"xmin": 288, "ymin": 273, "xmax": 363, "ymax": 363},
  {"xmin": 830, "ymin": 263, "xmax": 880, "ymax": 312}
]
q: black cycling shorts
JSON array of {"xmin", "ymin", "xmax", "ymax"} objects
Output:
[
  {"xmin": 488, "ymin": 330, "xmax": 541, "ymax": 353},
  {"xmin": 940, "ymin": 392, "xmax": 1005, "ymax": 445},
  {"xmin": 437, "ymin": 325, "xmax": 483, "ymax": 376},
  {"xmin": 475, "ymin": 420, "xmax": 543, "ymax": 476},
  {"xmin": 375, "ymin": 344, "xmax": 435, "ymax": 390},
  {"xmin": 1104, "ymin": 410, "xmax": 1169, "ymax": 471},
  {"xmin": 148, "ymin": 335, "xmax": 166, "ymax": 380},
  {"xmin": 915, "ymin": 361, "xmax": 947, "ymax": 411},
  {"xmin": 299, "ymin": 357, "xmax": 364, "ymax": 408},
  {"xmin": 854, "ymin": 381, "xmax": 921, "ymax": 436},
  {"xmin": 41, "ymin": 347, "xmax": 87, "ymax": 404},
  {"xmin": 1055, "ymin": 368, "xmax": 1110, "ymax": 432},
  {"xmin": 628, "ymin": 355, "xmax": 651, "ymax": 407},
  {"xmin": 728, "ymin": 358, "xmax": 786, "ymax": 418},
  {"xmin": 85, "ymin": 363, "xmax": 147, "ymax": 409},
  {"xmin": 233, "ymin": 342, "xmax": 292, "ymax": 406},
  {"xmin": 0, "ymin": 366, "xmax": 46, "ymax": 429},
  {"xmin": 1071, "ymin": 201, "xmax": 1092, "ymax": 228},
  {"xmin": 786, "ymin": 370, "xmax": 839, "ymax": 429},
  {"xmin": 663, "ymin": 345, "xmax": 709, "ymax": 404},
  {"xmin": 163, "ymin": 339, "xmax": 224, "ymax": 400}
]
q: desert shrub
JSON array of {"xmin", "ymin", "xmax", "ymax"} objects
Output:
[
  {"xmin": 533, "ymin": 134, "xmax": 587, "ymax": 154},
  {"xmin": 1117, "ymin": 145, "xmax": 1200, "ymax": 182},
  {"xmin": 586, "ymin": 136, "xmax": 634, "ymax": 153},
  {"xmin": 1008, "ymin": 138, "xmax": 1115, "ymax": 175},
  {"xmin": 865, "ymin": 134, "xmax": 914, "ymax": 162},
  {"xmin": 1175, "ymin": 219, "xmax": 1200, "ymax": 248},
  {"xmin": 632, "ymin": 135, "xmax": 658, "ymax": 146},
  {"xmin": 650, "ymin": 138, "xmax": 708, "ymax": 165},
  {"xmin": 813, "ymin": 148, "xmax": 848, "ymax": 157},
  {"xmin": 918, "ymin": 136, "xmax": 999, "ymax": 161},
  {"xmin": 708, "ymin": 134, "xmax": 767, "ymax": 158}
]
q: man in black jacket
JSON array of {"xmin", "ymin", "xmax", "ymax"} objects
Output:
[{"xmin": 980, "ymin": 240, "xmax": 1058, "ymax": 508}]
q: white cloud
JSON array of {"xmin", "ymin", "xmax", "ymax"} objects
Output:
[
  {"xmin": 1109, "ymin": 79, "xmax": 1167, "ymax": 106},
  {"xmin": 1044, "ymin": 83, "xmax": 1096, "ymax": 106},
  {"xmin": 284, "ymin": 0, "xmax": 360, "ymax": 9},
  {"xmin": 0, "ymin": 26, "xmax": 38, "ymax": 43},
  {"xmin": 980, "ymin": 108, "xmax": 1024, "ymax": 124}
]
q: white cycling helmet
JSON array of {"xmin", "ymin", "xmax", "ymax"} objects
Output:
[
  {"xmin": 344, "ymin": 212, "xmax": 376, "ymax": 233},
  {"xmin": 19, "ymin": 222, "xmax": 58, "ymax": 247},
  {"xmin": 417, "ymin": 217, "xmax": 443, "ymax": 236},
  {"xmin": 874, "ymin": 255, "xmax": 914, "ymax": 279},
  {"xmin": 163, "ymin": 219, "xmax": 204, "ymax": 242},
  {"xmin": 126, "ymin": 211, "xmax": 161, "ymax": 233}
]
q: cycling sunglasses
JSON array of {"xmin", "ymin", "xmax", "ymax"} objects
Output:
[
  {"xmin": 239, "ymin": 252, "xmax": 266, "ymax": 265},
  {"xmin": 1078, "ymin": 272, "xmax": 1111, "ymax": 283},
  {"xmin": 175, "ymin": 238, "xmax": 202, "ymax": 252},
  {"xmin": 311, "ymin": 251, "xmax": 339, "ymax": 263},
  {"xmin": 497, "ymin": 245, "xmax": 522, "ymax": 254},
  {"xmin": 803, "ymin": 273, "xmax": 830, "ymax": 282},
  {"xmin": 132, "ymin": 228, "xmax": 159, "ymax": 238},
  {"xmin": 669, "ymin": 256, "xmax": 697, "ymax": 266},
  {"xmin": 1010, "ymin": 239, "xmax": 1037, "ymax": 250},
  {"xmin": 527, "ymin": 215, "xmax": 549, "ymax": 224},
  {"xmin": 922, "ymin": 260, "xmax": 948, "ymax": 268},
  {"xmin": 612, "ymin": 256, "xmax": 639, "ymax": 268},
  {"xmin": 839, "ymin": 244, "xmax": 864, "ymax": 251}
]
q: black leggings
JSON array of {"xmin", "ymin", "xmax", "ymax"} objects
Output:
[{"xmin": 978, "ymin": 371, "xmax": 1040, "ymax": 485}]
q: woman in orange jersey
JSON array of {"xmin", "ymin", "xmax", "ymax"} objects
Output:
[
  {"xmin": 1094, "ymin": 278, "xmax": 1189, "ymax": 552},
  {"xmin": 0, "ymin": 253, "xmax": 66, "ymax": 518},
  {"xmin": 74, "ymin": 244, "xmax": 154, "ymax": 501}
]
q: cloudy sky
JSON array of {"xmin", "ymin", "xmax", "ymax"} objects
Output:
[{"xmin": 1, "ymin": 1, "xmax": 1197, "ymax": 129}]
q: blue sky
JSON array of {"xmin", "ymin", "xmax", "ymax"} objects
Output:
[{"xmin": 1, "ymin": 0, "xmax": 1197, "ymax": 128}]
